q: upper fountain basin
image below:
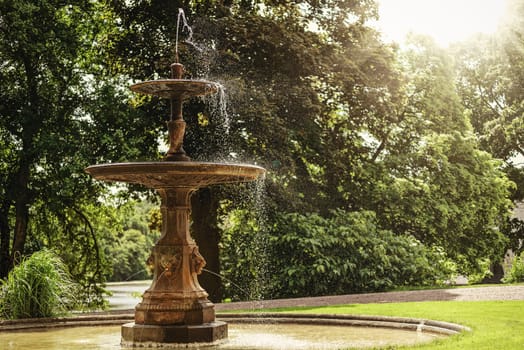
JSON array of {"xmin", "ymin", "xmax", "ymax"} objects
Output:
[
  {"xmin": 130, "ymin": 79, "xmax": 219, "ymax": 99},
  {"xmin": 85, "ymin": 161, "xmax": 265, "ymax": 189}
]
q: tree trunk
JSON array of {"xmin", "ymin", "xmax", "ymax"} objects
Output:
[
  {"xmin": 10, "ymin": 157, "xmax": 32, "ymax": 265},
  {"xmin": 6, "ymin": 57, "xmax": 40, "ymax": 268},
  {"xmin": 0, "ymin": 205, "xmax": 11, "ymax": 279},
  {"xmin": 191, "ymin": 188, "xmax": 223, "ymax": 303}
]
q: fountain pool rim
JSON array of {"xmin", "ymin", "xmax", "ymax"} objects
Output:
[{"xmin": 0, "ymin": 311, "xmax": 470, "ymax": 335}]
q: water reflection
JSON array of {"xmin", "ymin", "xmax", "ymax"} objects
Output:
[{"xmin": 1, "ymin": 323, "xmax": 442, "ymax": 350}]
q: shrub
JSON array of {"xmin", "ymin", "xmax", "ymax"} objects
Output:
[
  {"xmin": 0, "ymin": 250, "xmax": 78, "ymax": 319},
  {"xmin": 221, "ymin": 209, "xmax": 454, "ymax": 301},
  {"xmin": 503, "ymin": 251, "xmax": 524, "ymax": 283},
  {"xmin": 267, "ymin": 210, "xmax": 453, "ymax": 298}
]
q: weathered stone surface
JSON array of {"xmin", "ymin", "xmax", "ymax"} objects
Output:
[
  {"xmin": 129, "ymin": 79, "xmax": 218, "ymax": 99},
  {"xmin": 134, "ymin": 298, "xmax": 215, "ymax": 325},
  {"xmin": 85, "ymin": 162, "xmax": 265, "ymax": 189},
  {"xmin": 121, "ymin": 321, "xmax": 228, "ymax": 344}
]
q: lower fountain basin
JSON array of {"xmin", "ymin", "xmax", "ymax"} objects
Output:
[
  {"xmin": 85, "ymin": 162, "xmax": 266, "ymax": 189},
  {"xmin": 0, "ymin": 313, "xmax": 467, "ymax": 349}
]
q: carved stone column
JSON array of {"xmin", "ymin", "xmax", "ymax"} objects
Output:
[
  {"xmin": 122, "ymin": 187, "xmax": 227, "ymax": 344},
  {"xmin": 134, "ymin": 187, "xmax": 214, "ymax": 325}
]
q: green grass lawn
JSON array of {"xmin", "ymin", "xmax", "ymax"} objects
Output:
[{"xmin": 258, "ymin": 301, "xmax": 524, "ymax": 350}]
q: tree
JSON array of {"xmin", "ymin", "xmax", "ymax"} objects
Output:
[
  {"xmin": 375, "ymin": 132, "xmax": 513, "ymax": 272},
  {"xmin": 453, "ymin": 35, "xmax": 523, "ymax": 163},
  {"xmin": 369, "ymin": 36, "xmax": 514, "ymax": 272},
  {"xmin": 0, "ymin": 0, "xmax": 94, "ymax": 277},
  {"xmin": 0, "ymin": 0, "xmax": 160, "ymax": 305},
  {"xmin": 106, "ymin": 200, "xmax": 159, "ymax": 282},
  {"xmin": 452, "ymin": 0, "xmax": 524, "ymax": 254},
  {"xmin": 104, "ymin": 0, "xmax": 387, "ymax": 300},
  {"xmin": 103, "ymin": 1, "xmax": 515, "ymax": 295}
]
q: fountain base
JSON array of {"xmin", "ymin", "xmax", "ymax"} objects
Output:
[
  {"xmin": 121, "ymin": 321, "xmax": 228, "ymax": 346},
  {"xmin": 135, "ymin": 296, "xmax": 216, "ymax": 325}
]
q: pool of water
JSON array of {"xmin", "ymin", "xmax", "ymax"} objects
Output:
[{"xmin": 0, "ymin": 323, "xmax": 443, "ymax": 350}]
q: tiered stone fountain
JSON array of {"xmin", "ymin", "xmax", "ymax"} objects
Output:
[{"xmin": 86, "ymin": 62, "xmax": 265, "ymax": 346}]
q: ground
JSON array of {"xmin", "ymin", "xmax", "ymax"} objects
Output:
[{"xmin": 105, "ymin": 281, "xmax": 524, "ymax": 311}]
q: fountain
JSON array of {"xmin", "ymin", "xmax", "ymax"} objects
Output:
[{"xmin": 85, "ymin": 60, "xmax": 265, "ymax": 346}]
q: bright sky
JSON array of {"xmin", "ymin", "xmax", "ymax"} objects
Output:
[{"xmin": 375, "ymin": 0, "xmax": 509, "ymax": 46}]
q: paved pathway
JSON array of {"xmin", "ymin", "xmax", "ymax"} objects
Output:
[
  {"xmin": 215, "ymin": 285, "xmax": 524, "ymax": 311},
  {"xmin": 106, "ymin": 281, "xmax": 524, "ymax": 311},
  {"xmin": 106, "ymin": 280, "xmax": 151, "ymax": 310}
]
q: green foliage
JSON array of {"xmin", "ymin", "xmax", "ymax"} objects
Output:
[
  {"xmin": 502, "ymin": 218, "xmax": 524, "ymax": 255},
  {"xmin": 109, "ymin": 229, "xmax": 152, "ymax": 281},
  {"xmin": 453, "ymin": 0, "xmax": 524, "ymax": 206},
  {"xmin": 464, "ymin": 258, "xmax": 494, "ymax": 284},
  {"xmin": 0, "ymin": 0, "xmax": 513, "ymax": 305},
  {"xmin": 270, "ymin": 210, "xmax": 454, "ymax": 297},
  {"xmin": 106, "ymin": 201, "xmax": 159, "ymax": 282},
  {"xmin": 27, "ymin": 199, "xmax": 158, "ymax": 307},
  {"xmin": 0, "ymin": 0, "xmax": 162, "ymax": 308},
  {"xmin": 103, "ymin": 200, "xmax": 159, "ymax": 282},
  {"xmin": 29, "ymin": 201, "xmax": 115, "ymax": 309},
  {"xmin": 101, "ymin": 0, "xmax": 517, "ymax": 297},
  {"xmin": 221, "ymin": 209, "xmax": 453, "ymax": 300},
  {"xmin": 375, "ymin": 132, "xmax": 514, "ymax": 272},
  {"xmin": 0, "ymin": 250, "xmax": 78, "ymax": 319},
  {"xmin": 503, "ymin": 252, "xmax": 524, "ymax": 283}
]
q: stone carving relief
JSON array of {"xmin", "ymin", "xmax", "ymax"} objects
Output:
[
  {"xmin": 160, "ymin": 253, "xmax": 182, "ymax": 279},
  {"xmin": 191, "ymin": 247, "xmax": 206, "ymax": 275}
]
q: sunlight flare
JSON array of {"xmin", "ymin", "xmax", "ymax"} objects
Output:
[{"xmin": 376, "ymin": 0, "xmax": 509, "ymax": 46}]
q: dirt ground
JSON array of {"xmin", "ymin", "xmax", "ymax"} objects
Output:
[{"xmin": 215, "ymin": 285, "xmax": 524, "ymax": 311}]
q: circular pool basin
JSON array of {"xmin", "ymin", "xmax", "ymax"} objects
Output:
[{"xmin": 0, "ymin": 313, "xmax": 468, "ymax": 349}]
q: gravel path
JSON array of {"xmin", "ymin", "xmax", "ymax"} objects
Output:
[
  {"xmin": 215, "ymin": 285, "xmax": 524, "ymax": 311},
  {"xmin": 106, "ymin": 281, "xmax": 524, "ymax": 311}
]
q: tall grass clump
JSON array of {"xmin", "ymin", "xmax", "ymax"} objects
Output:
[{"xmin": 0, "ymin": 250, "xmax": 78, "ymax": 319}]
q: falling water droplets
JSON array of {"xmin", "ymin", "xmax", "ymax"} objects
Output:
[
  {"xmin": 248, "ymin": 177, "xmax": 270, "ymax": 303},
  {"xmin": 203, "ymin": 82, "xmax": 231, "ymax": 133},
  {"xmin": 173, "ymin": 9, "xmax": 270, "ymax": 303},
  {"xmin": 234, "ymin": 178, "xmax": 270, "ymax": 303},
  {"xmin": 213, "ymin": 83, "xmax": 231, "ymax": 134}
]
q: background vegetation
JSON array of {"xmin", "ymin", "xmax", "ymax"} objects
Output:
[
  {"xmin": 1, "ymin": 0, "xmax": 523, "ymax": 307},
  {"xmin": 222, "ymin": 209, "xmax": 454, "ymax": 300}
]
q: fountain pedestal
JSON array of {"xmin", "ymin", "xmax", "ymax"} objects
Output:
[{"xmin": 121, "ymin": 187, "xmax": 227, "ymax": 344}]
